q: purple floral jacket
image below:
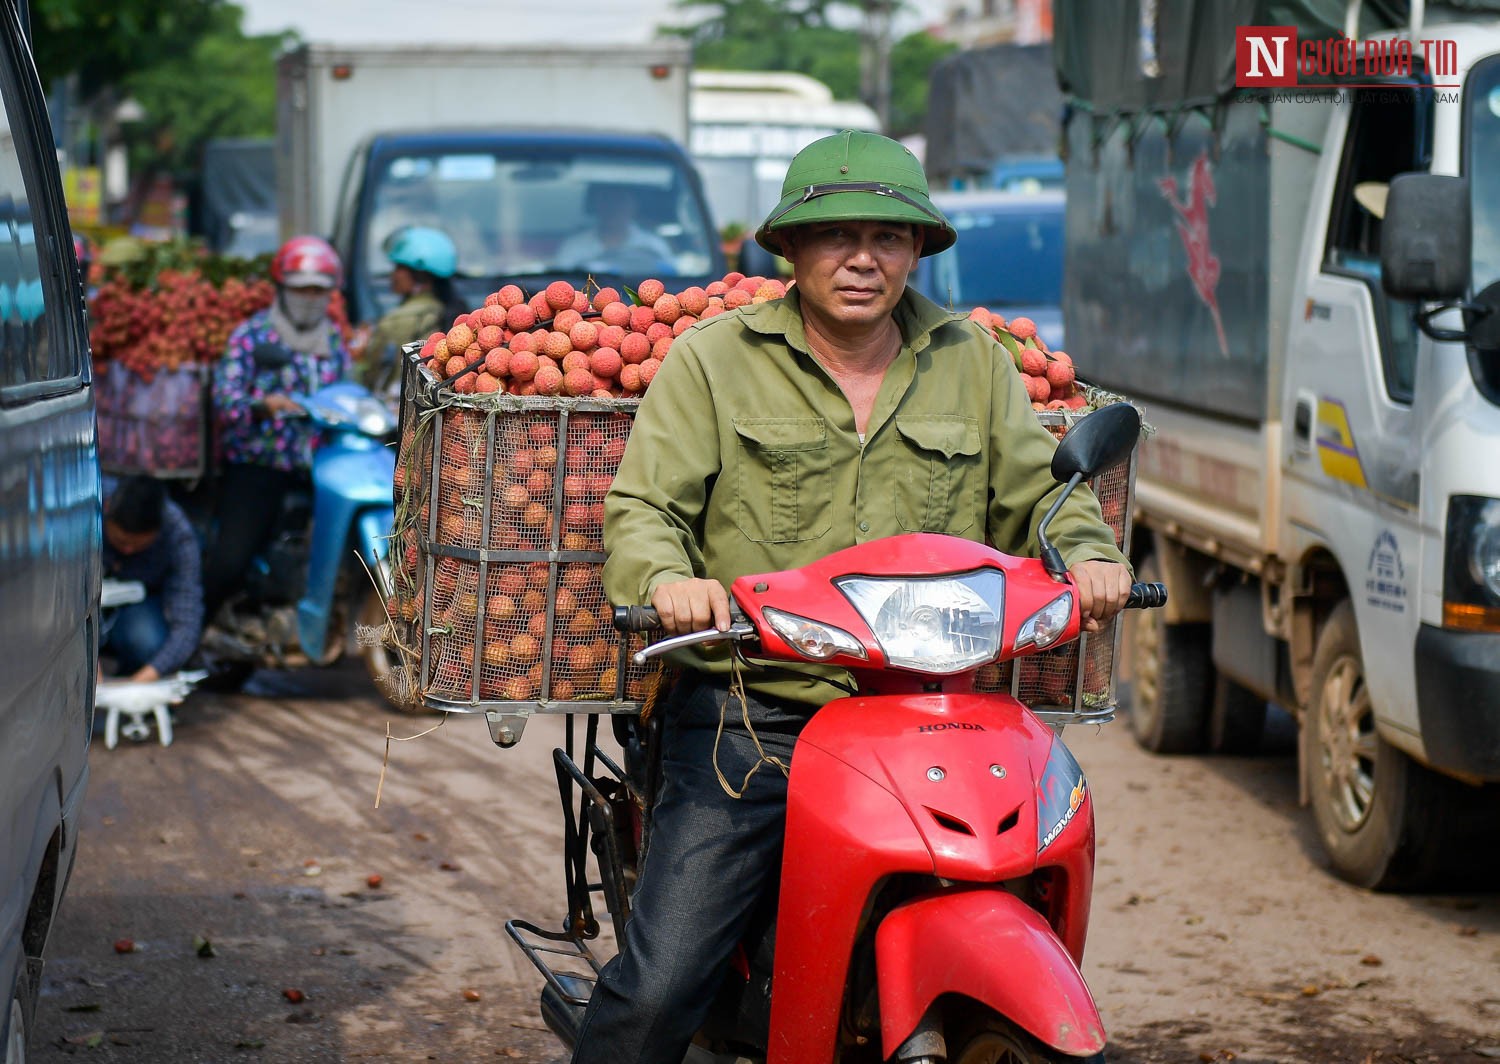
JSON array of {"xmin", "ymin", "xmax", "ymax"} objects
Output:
[{"xmin": 213, "ymin": 310, "xmax": 351, "ymax": 472}]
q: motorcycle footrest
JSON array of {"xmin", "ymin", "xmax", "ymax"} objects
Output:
[{"xmin": 505, "ymin": 917, "xmax": 601, "ymax": 1007}]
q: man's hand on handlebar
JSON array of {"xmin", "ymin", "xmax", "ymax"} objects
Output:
[
  {"xmin": 255, "ymin": 394, "xmax": 305, "ymax": 420},
  {"xmin": 1069, "ymin": 559, "xmax": 1133, "ymax": 632},
  {"xmin": 650, "ymin": 577, "xmax": 732, "ymax": 636}
]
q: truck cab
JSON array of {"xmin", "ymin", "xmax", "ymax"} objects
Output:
[
  {"xmin": 331, "ymin": 129, "xmax": 724, "ymax": 325},
  {"xmin": 1055, "ymin": 0, "xmax": 1500, "ymax": 889}
]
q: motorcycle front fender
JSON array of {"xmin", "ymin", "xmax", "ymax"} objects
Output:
[
  {"xmin": 296, "ymin": 439, "xmax": 395, "ymax": 662},
  {"xmin": 876, "ymin": 888, "xmax": 1106, "ymax": 1059}
]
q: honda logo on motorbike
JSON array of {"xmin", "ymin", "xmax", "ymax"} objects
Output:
[{"xmin": 916, "ymin": 722, "xmax": 987, "ymax": 734}]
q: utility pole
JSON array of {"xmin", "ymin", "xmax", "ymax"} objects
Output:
[{"xmin": 859, "ymin": 0, "xmax": 895, "ymax": 131}]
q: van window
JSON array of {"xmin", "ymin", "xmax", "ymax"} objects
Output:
[
  {"xmin": 0, "ymin": 47, "xmax": 75, "ymax": 393},
  {"xmin": 1323, "ymin": 86, "xmax": 1427, "ymax": 404}
]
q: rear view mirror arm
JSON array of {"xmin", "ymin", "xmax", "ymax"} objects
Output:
[{"xmin": 1036, "ymin": 471, "xmax": 1084, "ymax": 580}]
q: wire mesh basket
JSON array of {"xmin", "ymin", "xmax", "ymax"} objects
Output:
[
  {"xmin": 95, "ymin": 363, "xmax": 208, "ymax": 479},
  {"xmin": 972, "ymin": 407, "xmax": 1137, "ymax": 719},
  {"xmin": 383, "ymin": 346, "xmax": 654, "ymax": 737},
  {"xmin": 384, "ymin": 342, "xmax": 1138, "ymax": 736}
]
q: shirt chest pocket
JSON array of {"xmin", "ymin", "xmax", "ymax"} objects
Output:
[
  {"xmin": 733, "ymin": 417, "xmax": 831, "ymax": 544},
  {"xmin": 893, "ymin": 415, "xmax": 982, "ymax": 534}
]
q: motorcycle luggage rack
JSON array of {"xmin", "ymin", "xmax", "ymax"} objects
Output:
[{"xmin": 507, "ymin": 712, "xmax": 659, "ymax": 1006}]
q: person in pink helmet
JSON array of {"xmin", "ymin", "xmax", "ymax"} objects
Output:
[{"xmin": 205, "ymin": 235, "xmax": 351, "ymax": 618}]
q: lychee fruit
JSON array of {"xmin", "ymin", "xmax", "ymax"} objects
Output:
[
  {"xmin": 545, "ymin": 281, "xmax": 576, "ymax": 311},
  {"xmin": 484, "ymin": 348, "xmax": 510, "ymax": 376},
  {"xmin": 653, "ymin": 295, "xmax": 682, "ymax": 325},
  {"xmin": 637, "ymin": 278, "xmax": 665, "ymax": 304},
  {"xmin": 628, "ymin": 305, "xmax": 656, "ymax": 333},
  {"xmin": 589, "ymin": 347, "xmax": 622, "ymax": 378},
  {"xmin": 1021, "ymin": 348, "xmax": 1047, "ymax": 376},
  {"xmin": 529, "ymin": 291, "xmax": 552, "ymax": 320},
  {"xmin": 1045, "ymin": 360, "xmax": 1075, "ymax": 389},
  {"xmin": 592, "ymin": 287, "xmax": 621, "ymax": 310},
  {"xmin": 1009, "ymin": 317, "xmax": 1037, "ymax": 341},
  {"xmin": 534, "ymin": 364, "xmax": 564, "ymax": 395},
  {"xmin": 447, "ymin": 322, "xmax": 476, "ymax": 353},
  {"xmin": 561, "ymin": 350, "xmax": 591, "ymax": 375},
  {"xmin": 619, "ymin": 363, "xmax": 643, "ymax": 392},
  {"xmin": 706, "ymin": 280, "xmax": 729, "ymax": 297},
  {"xmin": 678, "ymin": 286, "xmax": 709, "ymax": 315},
  {"xmin": 477, "ymin": 324, "xmax": 505, "ymax": 351},
  {"xmin": 509, "ymin": 351, "xmax": 540, "ymax": 382},
  {"xmin": 563, "ymin": 368, "xmax": 595, "ymax": 397},
  {"xmin": 754, "ymin": 280, "xmax": 786, "ymax": 300},
  {"xmin": 497, "ymin": 284, "xmax": 525, "ymax": 309},
  {"xmin": 1023, "ymin": 374, "xmax": 1050, "ymax": 403},
  {"xmin": 723, "ymin": 289, "xmax": 751, "ymax": 309},
  {"xmin": 508, "ymin": 331, "xmax": 535, "ymax": 354},
  {"xmin": 672, "ymin": 315, "xmax": 697, "ymax": 337},
  {"xmin": 554, "ymin": 308, "xmax": 583, "ymax": 334},
  {"xmin": 569, "ymin": 321, "xmax": 599, "ymax": 351},
  {"xmin": 475, "ymin": 372, "xmax": 502, "ymax": 394},
  {"xmin": 543, "ymin": 331, "xmax": 573, "ymax": 359},
  {"xmin": 651, "ymin": 336, "xmax": 673, "ymax": 360},
  {"xmin": 596, "ymin": 324, "xmax": 626, "ymax": 350},
  {"xmin": 600, "ymin": 301, "xmax": 631, "ymax": 328},
  {"xmin": 507, "ymin": 303, "xmax": 537, "ymax": 331},
  {"xmin": 645, "ymin": 321, "xmax": 672, "ymax": 344},
  {"xmin": 638, "ymin": 357, "xmax": 662, "ymax": 387},
  {"xmin": 620, "ymin": 333, "xmax": 650, "ymax": 364}
]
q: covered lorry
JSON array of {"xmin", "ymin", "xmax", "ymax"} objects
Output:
[
  {"xmin": 276, "ymin": 42, "xmax": 723, "ymax": 324},
  {"xmin": 1054, "ymin": 0, "xmax": 1500, "ymax": 888}
]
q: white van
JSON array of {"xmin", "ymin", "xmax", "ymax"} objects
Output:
[{"xmin": 0, "ymin": 4, "xmax": 101, "ymax": 1059}]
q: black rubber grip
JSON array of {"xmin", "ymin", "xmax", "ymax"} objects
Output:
[
  {"xmin": 1125, "ymin": 582, "xmax": 1168, "ymax": 609},
  {"xmin": 612, "ymin": 605, "xmax": 661, "ymax": 632}
]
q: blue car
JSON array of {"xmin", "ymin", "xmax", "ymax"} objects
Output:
[{"xmin": 912, "ymin": 189, "xmax": 1065, "ymax": 351}]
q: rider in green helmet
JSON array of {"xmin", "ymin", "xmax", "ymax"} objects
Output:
[
  {"xmin": 579, "ymin": 131, "xmax": 1132, "ymax": 1064},
  {"xmin": 358, "ymin": 225, "xmax": 464, "ymax": 397}
]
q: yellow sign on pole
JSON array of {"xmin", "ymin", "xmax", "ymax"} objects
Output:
[{"xmin": 63, "ymin": 166, "xmax": 102, "ymax": 227}]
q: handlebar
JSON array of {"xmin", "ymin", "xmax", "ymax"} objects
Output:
[
  {"xmin": 1125, "ymin": 582, "xmax": 1168, "ymax": 609},
  {"xmin": 613, "ymin": 605, "xmax": 661, "ymax": 632}
]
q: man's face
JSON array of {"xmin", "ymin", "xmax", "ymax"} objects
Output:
[
  {"xmin": 783, "ymin": 220, "xmax": 923, "ymax": 329},
  {"xmin": 105, "ymin": 519, "xmax": 158, "ymax": 556}
]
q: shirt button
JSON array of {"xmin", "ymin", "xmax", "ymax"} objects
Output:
[{"xmin": 858, "ymin": 521, "xmax": 870, "ymax": 532}]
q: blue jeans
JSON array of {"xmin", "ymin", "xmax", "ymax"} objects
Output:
[
  {"xmin": 102, "ymin": 597, "xmax": 168, "ymax": 675},
  {"xmin": 571, "ymin": 676, "xmax": 809, "ymax": 1064}
]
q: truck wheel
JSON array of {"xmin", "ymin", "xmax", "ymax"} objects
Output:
[
  {"xmin": 1207, "ymin": 674, "xmax": 1267, "ymax": 755},
  {"xmin": 1126, "ymin": 552, "xmax": 1211, "ymax": 753},
  {"xmin": 1307, "ymin": 601, "xmax": 1451, "ymax": 890}
]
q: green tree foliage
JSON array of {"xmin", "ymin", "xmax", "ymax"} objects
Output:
[
  {"xmin": 669, "ymin": 0, "xmax": 954, "ymax": 137},
  {"xmin": 31, "ymin": 0, "xmax": 289, "ymax": 176}
]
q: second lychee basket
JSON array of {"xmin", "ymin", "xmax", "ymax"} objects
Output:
[
  {"xmin": 383, "ymin": 342, "xmax": 654, "ymax": 745},
  {"xmin": 383, "ymin": 340, "xmax": 1139, "ymax": 740}
]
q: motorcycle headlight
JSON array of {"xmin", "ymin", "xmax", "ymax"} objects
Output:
[
  {"xmin": 761, "ymin": 607, "xmax": 866, "ymax": 661},
  {"xmin": 1015, "ymin": 593, "xmax": 1073, "ymax": 652},
  {"xmin": 835, "ymin": 569, "xmax": 1003, "ymax": 674}
]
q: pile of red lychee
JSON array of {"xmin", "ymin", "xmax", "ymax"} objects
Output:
[{"xmin": 966, "ymin": 307, "xmax": 1087, "ymax": 413}]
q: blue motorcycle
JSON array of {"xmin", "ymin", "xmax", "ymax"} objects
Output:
[{"xmin": 197, "ymin": 382, "xmax": 400, "ymax": 699}]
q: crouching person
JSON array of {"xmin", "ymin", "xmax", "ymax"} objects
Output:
[{"xmin": 102, "ymin": 475, "xmax": 205, "ymax": 682}]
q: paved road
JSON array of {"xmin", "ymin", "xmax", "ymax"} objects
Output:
[{"xmin": 28, "ymin": 662, "xmax": 1499, "ymax": 1062}]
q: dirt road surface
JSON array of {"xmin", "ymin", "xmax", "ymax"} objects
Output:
[{"xmin": 28, "ymin": 663, "xmax": 1500, "ymax": 1063}]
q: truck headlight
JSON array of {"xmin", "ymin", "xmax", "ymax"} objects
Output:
[{"xmin": 1443, "ymin": 496, "xmax": 1500, "ymax": 629}]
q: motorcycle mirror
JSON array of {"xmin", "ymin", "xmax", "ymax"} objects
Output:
[{"xmin": 1050, "ymin": 402, "xmax": 1141, "ymax": 483}]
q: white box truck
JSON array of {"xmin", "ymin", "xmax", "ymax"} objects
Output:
[
  {"xmin": 275, "ymin": 42, "xmax": 723, "ymax": 323},
  {"xmin": 1055, "ymin": 0, "xmax": 1500, "ymax": 889}
]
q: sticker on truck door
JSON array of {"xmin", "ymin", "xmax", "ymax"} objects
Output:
[
  {"xmin": 1365, "ymin": 529, "xmax": 1408, "ymax": 613},
  {"xmin": 1315, "ymin": 397, "xmax": 1369, "ymax": 489}
]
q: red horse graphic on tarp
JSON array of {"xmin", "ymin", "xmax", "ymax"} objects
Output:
[{"xmin": 1158, "ymin": 151, "xmax": 1229, "ymax": 357}]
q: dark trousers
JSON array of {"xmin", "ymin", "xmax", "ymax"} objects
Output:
[
  {"xmin": 572, "ymin": 676, "xmax": 810, "ymax": 1064},
  {"xmin": 203, "ymin": 463, "xmax": 303, "ymax": 618},
  {"xmin": 101, "ymin": 597, "xmax": 167, "ymax": 675}
]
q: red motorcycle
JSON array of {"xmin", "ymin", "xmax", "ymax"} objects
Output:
[{"xmin": 507, "ymin": 402, "xmax": 1163, "ymax": 1063}]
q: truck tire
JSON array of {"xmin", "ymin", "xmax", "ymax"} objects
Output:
[
  {"xmin": 1207, "ymin": 674, "xmax": 1267, "ymax": 755},
  {"xmin": 1126, "ymin": 552, "xmax": 1211, "ymax": 754},
  {"xmin": 1307, "ymin": 601, "xmax": 1454, "ymax": 890},
  {"xmin": 6, "ymin": 985, "xmax": 29, "ymax": 1064}
]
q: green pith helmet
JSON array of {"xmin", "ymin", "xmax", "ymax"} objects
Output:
[{"xmin": 755, "ymin": 130, "xmax": 956, "ymax": 257}]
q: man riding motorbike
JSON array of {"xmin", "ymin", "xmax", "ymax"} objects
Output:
[
  {"xmin": 204, "ymin": 235, "xmax": 352, "ymax": 620},
  {"xmin": 578, "ymin": 130, "xmax": 1133, "ymax": 1064}
]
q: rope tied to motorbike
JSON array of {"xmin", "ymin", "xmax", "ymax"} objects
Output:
[{"xmin": 713, "ymin": 654, "xmax": 791, "ymax": 799}]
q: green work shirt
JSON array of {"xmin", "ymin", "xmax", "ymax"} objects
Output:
[
  {"xmin": 360, "ymin": 291, "xmax": 446, "ymax": 394},
  {"xmin": 602, "ymin": 286, "xmax": 1130, "ymax": 707}
]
